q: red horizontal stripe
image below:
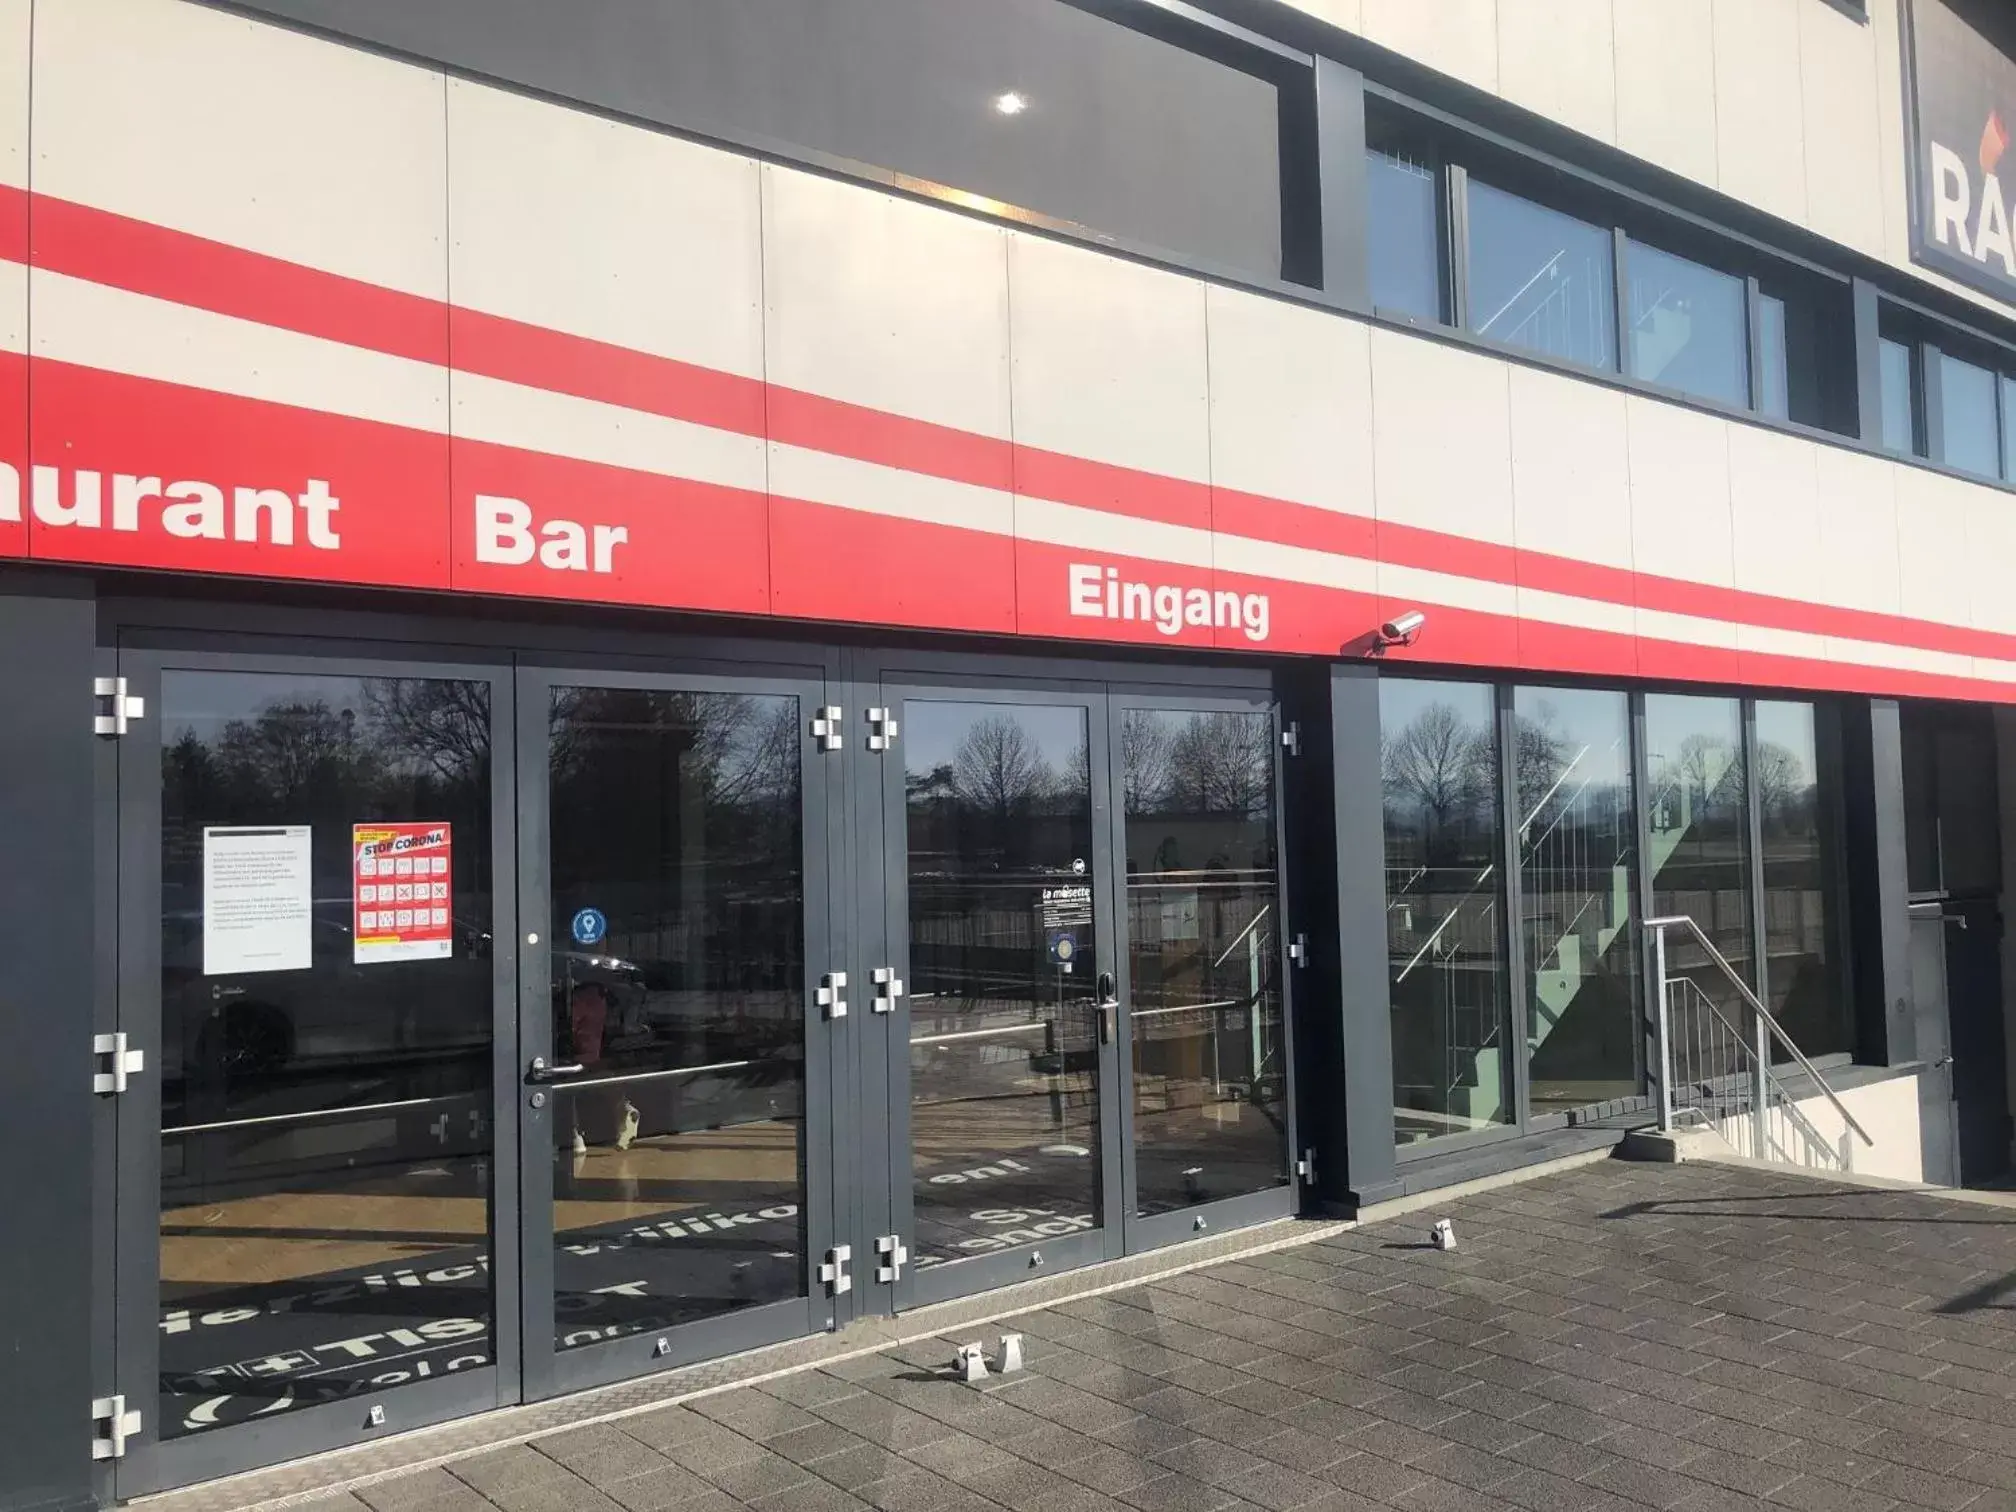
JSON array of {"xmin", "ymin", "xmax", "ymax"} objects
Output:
[
  {"xmin": 26, "ymin": 189, "xmax": 446, "ymax": 366},
  {"xmin": 7, "ymin": 184, "xmax": 2016, "ymax": 676}
]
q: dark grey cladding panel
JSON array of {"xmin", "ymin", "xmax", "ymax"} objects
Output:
[{"xmin": 224, "ymin": 0, "xmax": 1288, "ymax": 283}]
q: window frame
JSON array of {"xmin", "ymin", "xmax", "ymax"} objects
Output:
[{"xmin": 1379, "ymin": 669, "xmax": 1857, "ymax": 1164}]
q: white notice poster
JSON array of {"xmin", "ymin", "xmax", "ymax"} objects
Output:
[{"xmin": 203, "ymin": 825, "xmax": 314, "ymax": 976}]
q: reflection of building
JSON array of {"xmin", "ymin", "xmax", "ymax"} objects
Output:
[{"xmin": 12, "ymin": 0, "xmax": 2016, "ymax": 1503}]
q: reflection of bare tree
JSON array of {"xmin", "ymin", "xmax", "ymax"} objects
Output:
[
  {"xmin": 1755, "ymin": 740, "xmax": 1810, "ymax": 826},
  {"xmin": 361, "ymin": 680, "xmax": 490, "ymax": 787},
  {"xmin": 548, "ymin": 689, "xmax": 795, "ymax": 812},
  {"xmin": 1382, "ymin": 702, "xmax": 1493, "ymax": 833},
  {"xmin": 952, "ymin": 715, "xmax": 1055, "ymax": 824},
  {"xmin": 1120, "ymin": 711, "xmax": 1177, "ymax": 813},
  {"xmin": 1513, "ymin": 702, "xmax": 1572, "ymax": 824},
  {"xmin": 1165, "ymin": 712, "xmax": 1271, "ymax": 817},
  {"xmin": 1662, "ymin": 734, "xmax": 1744, "ymax": 807}
]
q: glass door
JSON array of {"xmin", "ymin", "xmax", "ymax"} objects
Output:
[
  {"xmin": 1109, "ymin": 695, "xmax": 1294, "ymax": 1250},
  {"xmin": 879, "ymin": 687, "xmax": 1125, "ymax": 1307},
  {"xmin": 113, "ymin": 649, "xmax": 514, "ymax": 1497},
  {"xmin": 514, "ymin": 666, "xmax": 836, "ymax": 1398}
]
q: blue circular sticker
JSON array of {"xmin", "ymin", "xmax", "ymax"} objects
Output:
[{"xmin": 570, "ymin": 908, "xmax": 607, "ymax": 946}]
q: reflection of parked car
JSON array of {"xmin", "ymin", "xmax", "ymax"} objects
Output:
[{"xmin": 161, "ymin": 900, "xmax": 497, "ymax": 1121}]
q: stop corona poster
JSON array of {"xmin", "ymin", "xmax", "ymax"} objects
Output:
[{"xmin": 353, "ymin": 822, "xmax": 453, "ymax": 963}]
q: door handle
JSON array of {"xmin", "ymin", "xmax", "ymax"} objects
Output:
[
  {"xmin": 1096, "ymin": 972, "xmax": 1118, "ymax": 1044},
  {"xmin": 526, "ymin": 1056, "xmax": 585, "ymax": 1083}
]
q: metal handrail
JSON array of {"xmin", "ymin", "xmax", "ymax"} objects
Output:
[
  {"xmin": 1646, "ymin": 914, "xmax": 1872, "ymax": 1147},
  {"xmin": 1666, "ymin": 975, "xmax": 1849, "ymax": 1160}
]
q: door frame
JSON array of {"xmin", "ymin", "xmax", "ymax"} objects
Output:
[
  {"xmin": 107, "ymin": 636, "xmax": 519, "ymax": 1498},
  {"xmin": 872, "ymin": 672, "xmax": 1125, "ymax": 1310},
  {"xmin": 511, "ymin": 652, "xmax": 842, "ymax": 1400},
  {"xmin": 1106, "ymin": 684, "xmax": 1299, "ymax": 1256},
  {"xmin": 846, "ymin": 648, "xmax": 1288, "ymax": 1314}
]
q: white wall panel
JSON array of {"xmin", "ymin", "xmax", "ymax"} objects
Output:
[
  {"xmin": 1008, "ymin": 233, "xmax": 1208, "ymax": 481},
  {"xmin": 449, "ymin": 80, "xmax": 760, "ymax": 375},
  {"xmin": 1205, "ymin": 285, "xmax": 1372, "ymax": 515},
  {"xmin": 765, "ymin": 166, "xmax": 1008, "ymax": 434},
  {"xmin": 0, "ymin": 0, "xmax": 23, "ymax": 194},
  {"xmin": 34, "ymin": 0, "xmax": 447, "ymax": 296},
  {"xmin": 1894, "ymin": 468, "xmax": 1975, "ymax": 630},
  {"xmin": 1728, "ymin": 424, "xmax": 1822, "ymax": 602},
  {"xmin": 1507, "ymin": 365, "xmax": 1631, "ymax": 570},
  {"xmin": 1613, "ymin": 0, "xmax": 1719, "ymax": 190},
  {"xmin": 1813, "ymin": 448, "xmax": 1902, "ymax": 617},
  {"xmin": 1624, "ymin": 396, "xmax": 1732, "ymax": 587},
  {"xmin": 1799, "ymin": 1, "xmax": 1885, "ymax": 258},
  {"xmin": 1358, "ymin": 0, "xmax": 1498, "ymax": 94},
  {"xmin": 1369, "ymin": 327, "xmax": 1514, "ymax": 545},
  {"xmin": 1497, "ymin": 0, "xmax": 1616, "ymax": 146},
  {"xmin": 1965, "ymin": 487, "xmax": 2016, "ymax": 636},
  {"xmin": 0, "ymin": 0, "xmax": 24, "ymax": 362},
  {"xmin": 1711, "ymin": 0, "xmax": 1808, "ymax": 228}
]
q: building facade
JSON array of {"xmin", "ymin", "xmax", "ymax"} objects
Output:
[{"xmin": 7, "ymin": 0, "xmax": 2016, "ymax": 1505}]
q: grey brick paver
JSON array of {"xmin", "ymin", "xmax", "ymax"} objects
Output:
[{"xmin": 290, "ymin": 1165, "xmax": 2016, "ymax": 1512}]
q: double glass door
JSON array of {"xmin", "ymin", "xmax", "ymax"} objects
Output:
[
  {"xmin": 866, "ymin": 677, "xmax": 1294, "ymax": 1309},
  {"xmin": 104, "ymin": 642, "xmax": 1291, "ymax": 1497}
]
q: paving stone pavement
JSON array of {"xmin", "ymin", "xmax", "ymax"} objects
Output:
[{"xmin": 298, "ymin": 1161, "xmax": 2016, "ymax": 1512}]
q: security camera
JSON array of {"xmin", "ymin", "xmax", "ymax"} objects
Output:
[{"xmin": 1377, "ymin": 609, "xmax": 1427, "ymax": 646}]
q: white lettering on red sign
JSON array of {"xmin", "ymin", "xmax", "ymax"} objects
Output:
[
  {"xmin": 0, "ymin": 462, "xmax": 341, "ymax": 548},
  {"xmin": 1067, "ymin": 561, "xmax": 1268, "ymax": 642},
  {"xmin": 472, "ymin": 494, "xmax": 627, "ymax": 574}
]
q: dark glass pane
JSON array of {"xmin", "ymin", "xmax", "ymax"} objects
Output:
[
  {"xmin": 231, "ymin": 0, "xmax": 1295, "ymax": 284},
  {"xmin": 1756, "ymin": 702, "xmax": 1848, "ymax": 1060},
  {"xmin": 1381, "ymin": 679, "xmax": 1510, "ymax": 1146},
  {"xmin": 1758, "ymin": 294, "xmax": 1790, "ymax": 420},
  {"xmin": 1467, "ymin": 180, "xmax": 1616, "ymax": 370},
  {"xmin": 1940, "ymin": 352, "xmax": 2000, "ymax": 479},
  {"xmin": 1121, "ymin": 709, "xmax": 1287, "ymax": 1215},
  {"xmin": 1367, "ymin": 145, "xmax": 1441, "ymax": 320},
  {"xmin": 546, "ymin": 688, "xmax": 805, "ymax": 1349},
  {"xmin": 904, "ymin": 701, "xmax": 1102, "ymax": 1269},
  {"xmin": 2002, "ymin": 376, "xmax": 2016, "ymax": 481},
  {"xmin": 1514, "ymin": 687, "xmax": 1640, "ymax": 1115},
  {"xmin": 1626, "ymin": 240, "xmax": 1748, "ymax": 406},
  {"xmin": 1879, "ymin": 337, "xmax": 1916, "ymax": 455},
  {"xmin": 159, "ymin": 672, "xmax": 494, "ymax": 1438},
  {"xmin": 1644, "ymin": 695, "xmax": 1753, "ymax": 1026}
]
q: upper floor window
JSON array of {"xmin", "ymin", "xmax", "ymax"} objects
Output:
[
  {"xmin": 1937, "ymin": 351, "xmax": 2000, "ymax": 480},
  {"xmin": 1625, "ymin": 239, "xmax": 1749, "ymax": 408},
  {"xmin": 1878, "ymin": 336, "xmax": 1920, "ymax": 456},
  {"xmin": 1366, "ymin": 131, "xmax": 1443, "ymax": 321},
  {"xmin": 1466, "ymin": 180, "xmax": 1615, "ymax": 371}
]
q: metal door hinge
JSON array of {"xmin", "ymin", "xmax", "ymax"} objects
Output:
[
  {"xmin": 1281, "ymin": 722, "xmax": 1301, "ymax": 756},
  {"xmin": 818, "ymin": 1245, "xmax": 852, "ymax": 1296},
  {"xmin": 1295, "ymin": 1149, "xmax": 1317, "ymax": 1186},
  {"xmin": 811, "ymin": 706, "xmax": 844, "ymax": 752},
  {"xmin": 866, "ymin": 707, "xmax": 899, "ymax": 752},
  {"xmin": 1287, "ymin": 933, "xmax": 1309, "ymax": 967},
  {"xmin": 814, "ymin": 971, "xmax": 849, "ymax": 1020},
  {"xmin": 92, "ymin": 1033, "xmax": 144, "ymax": 1095},
  {"xmin": 875, "ymin": 1233, "xmax": 909, "ymax": 1283},
  {"xmin": 93, "ymin": 677, "xmax": 145, "ymax": 737},
  {"xmin": 871, "ymin": 966, "xmax": 904, "ymax": 1014},
  {"xmin": 91, "ymin": 1395, "xmax": 141, "ymax": 1460}
]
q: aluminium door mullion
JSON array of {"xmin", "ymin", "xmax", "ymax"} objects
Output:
[
  {"xmin": 1104, "ymin": 697, "xmax": 1137, "ymax": 1257},
  {"xmin": 1497, "ymin": 684, "xmax": 1531, "ymax": 1133},
  {"xmin": 486, "ymin": 665, "xmax": 522, "ymax": 1408},
  {"xmin": 514, "ymin": 669, "xmax": 558, "ymax": 1401}
]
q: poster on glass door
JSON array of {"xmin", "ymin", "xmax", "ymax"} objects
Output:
[{"xmin": 353, "ymin": 822, "xmax": 453, "ymax": 963}]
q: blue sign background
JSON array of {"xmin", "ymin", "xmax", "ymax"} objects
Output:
[{"xmin": 571, "ymin": 907, "xmax": 608, "ymax": 946}]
